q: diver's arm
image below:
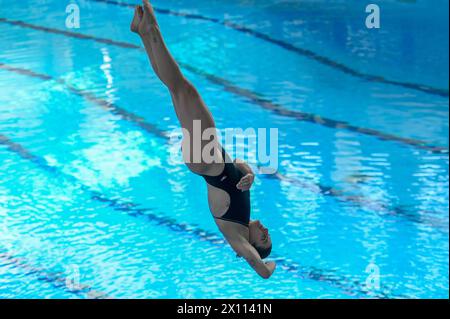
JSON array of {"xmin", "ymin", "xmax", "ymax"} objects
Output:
[{"xmin": 228, "ymin": 237, "xmax": 275, "ymax": 279}]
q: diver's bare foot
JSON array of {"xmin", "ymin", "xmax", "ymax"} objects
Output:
[
  {"xmin": 139, "ymin": 0, "xmax": 158, "ymax": 35},
  {"xmin": 130, "ymin": 5, "xmax": 143, "ymax": 34},
  {"xmin": 142, "ymin": 0, "xmax": 157, "ymax": 23},
  {"xmin": 130, "ymin": 1, "xmax": 157, "ymax": 35}
]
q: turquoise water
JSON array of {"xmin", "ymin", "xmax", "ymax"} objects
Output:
[{"xmin": 0, "ymin": 0, "xmax": 448, "ymax": 299}]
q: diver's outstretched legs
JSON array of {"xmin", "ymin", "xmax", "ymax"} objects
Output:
[
  {"xmin": 131, "ymin": 2, "xmax": 184, "ymax": 93},
  {"xmin": 132, "ymin": 0, "xmax": 223, "ymax": 176}
]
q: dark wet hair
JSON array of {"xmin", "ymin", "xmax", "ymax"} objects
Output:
[
  {"xmin": 253, "ymin": 243, "xmax": 272, "ymax": 259},
  {"xmin": 235, "ymin": 243, "xmax": 272, "ymax": 259}
]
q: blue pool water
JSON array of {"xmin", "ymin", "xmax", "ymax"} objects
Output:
[{"xmin": 0, "ymin": 0, "xmax": 448, "ymax": 299}]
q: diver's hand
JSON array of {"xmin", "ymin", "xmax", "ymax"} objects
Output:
[{"xmin": 237, "ymin": 173, "xmax": 254, "ymax": 191}]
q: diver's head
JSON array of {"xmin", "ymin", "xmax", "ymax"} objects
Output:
[{"xmin": 248, "ymin": 220, "xmax": 272, "ymax": 259}]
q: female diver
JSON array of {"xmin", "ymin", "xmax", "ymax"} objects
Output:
[{"xmin": 131, "ymin": 0, "xmax": 275, "ymax": 278}]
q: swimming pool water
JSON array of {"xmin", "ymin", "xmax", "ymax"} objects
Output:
[{"xmin": 0, "ymin": 0, "xmax": 448, "ymax": 299}]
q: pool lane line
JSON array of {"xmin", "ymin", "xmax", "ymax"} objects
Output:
[
  {"xmin": 1, "ymin": 62, "xmax": 447, "ymax": 232},
  {"xmin": 268, "ymin": 175, "xmax": 447, "ymax": 232},
  {"xmin": 0, "ymin": 251, "xmax": 110, "ymax": 299},
  {"xmin": 0, "ymin": 134, "xmax": 397, "ymax": 298},
  {"xmin": 64, "ymin": 82, "xmax": 167, "ymax": 139},
  {"xmin": 0, "ymin": 17, "xmax": 448, "ymax": 156},
  {"xmin": 265, "ymin": 169, "xmax": 450, "ymax": 233},
  {"xmin": 90, "ymin": 0, "xmax": 449, "ymax": 98},
  {"xmin": 183, "ymin": 65, "xmax": 448, "ymax": 156},
  {"xmin": 0, "ymin": 63, "xmax": 167, "ymax": 140}
]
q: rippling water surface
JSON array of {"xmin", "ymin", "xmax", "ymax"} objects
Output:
[{"xmin": 0, "ymin": 0, "xmax": 448, "ymax": 298}]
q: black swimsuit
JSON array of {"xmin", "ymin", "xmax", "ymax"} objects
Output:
[{"xmin": 201, "ymin": 149, "xmax": 251, "ymax": 227}]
